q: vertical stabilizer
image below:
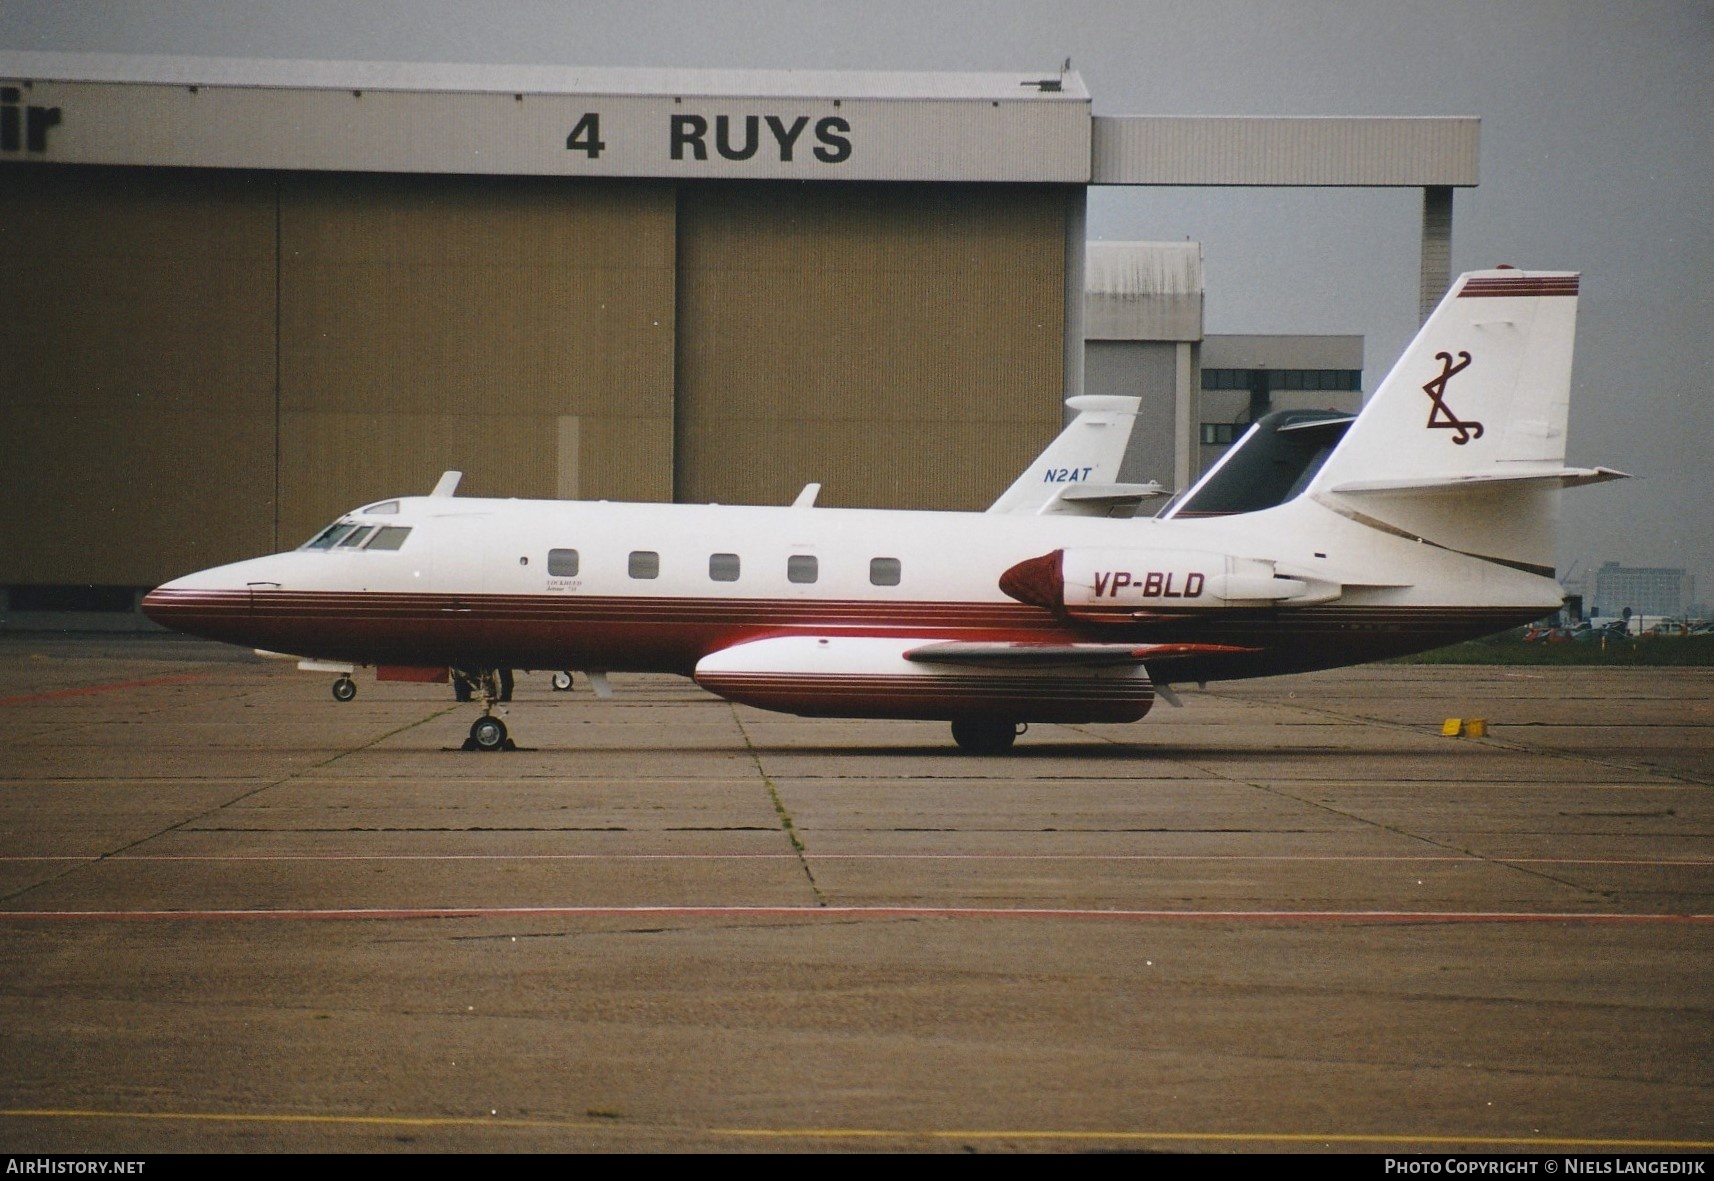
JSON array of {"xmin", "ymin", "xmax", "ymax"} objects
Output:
[
  {"xmin": 1305, "ymin": 269, "xmax": 1616, "ymax": 574},
  {"xmin": 989, "ymin": 395, "xmax": 1143, "ymax": 515}
]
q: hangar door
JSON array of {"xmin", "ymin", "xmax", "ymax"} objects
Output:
[
  {"xmin": 674, "ymin": 182, "xmax": 1070, "ymax": 511},
  {"xmin": 0, "ymin": 168, "xmax": 678, "ymax": 588},
  {"xmin": 277, "ymin": 174, "xmax": 677, "ymax": 548},
  {"xmin": 0, "ymin": 165, "xmax": 277, "ymax": 587}
]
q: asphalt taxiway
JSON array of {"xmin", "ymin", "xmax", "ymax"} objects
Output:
[{"xmin": 0, "ymin": 635, "xmax": 1709, "ymax": 1153}]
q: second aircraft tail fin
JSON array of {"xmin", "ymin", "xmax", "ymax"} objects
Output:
[{"xmin": 990, "ymin": 395, "xmax": 1162, "ymax": 517}]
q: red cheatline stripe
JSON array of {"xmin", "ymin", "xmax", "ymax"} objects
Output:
[
  {"xmin": 0, "ymin": 674, "xmax": 210, "ymax": 708},
  {"xmin": 0, "ymin": 906, "xmax": 1706, "ymax": 923},
  {"xmin": 147, "ymin": 588, "xmax": 1532, "ymax": 626}
]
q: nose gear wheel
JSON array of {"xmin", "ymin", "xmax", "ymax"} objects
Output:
[{"xmin": 459, "ymin": 668, "xmax": 517, "ymax": 751}]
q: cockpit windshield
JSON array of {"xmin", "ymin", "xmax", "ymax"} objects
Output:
[
  {"xmin": 299, "ymin": 520, "xmax": 413, "ymax": 551},
  {"xmin": 302, "ymin": 522, "xmax": 359, "ymax": 550},
  {"xmin": 366, "ymin": 526, "xmax": 412, "ymax": 551}
]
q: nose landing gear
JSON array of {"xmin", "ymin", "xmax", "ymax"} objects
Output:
[
  {"xmin": 467, "ymin": 713, "xmax": 509, "ymax": 752},
  {"xmin": 331, "ymin": 676, "xmax": 357, "ymax": 702},
  {"xmin": 453, "ymin": 667, "xmax": 512, "ymax": 703},
  {"xmin": 459, "ymin": 669, "xmax": 517, "ymax": 752}
]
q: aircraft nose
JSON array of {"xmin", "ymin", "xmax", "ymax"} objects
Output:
[
  {"xmin": 140, "ymin": 579, "xmax": 208, "ymax": 629},
  {"xmin": 139, "ymin": 584, "xmax": 178, "ymax": 626},
  {"xmin": 139, "ymin": 566, "xmax": 256, "ymax": 635}
]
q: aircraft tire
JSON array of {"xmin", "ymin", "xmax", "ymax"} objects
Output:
[
  {"xmin": 469, "ymin": 715, "xmax": 508, "ymax": 752},
  {"xmin": 951, "ymin": 719, "xmax": 1017, "ymax": 754},
  {"xmin": 550, "ymin": 671, "xmax": 574, "ymax": 692},
  {"xmin": 331, "ymin": 676, "xmax": 357, "ymax": 703}
]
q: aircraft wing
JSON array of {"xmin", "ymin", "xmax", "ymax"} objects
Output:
[{"xmin": 903, "ymin": 640, "xmax": 1260, "ymax": 668}]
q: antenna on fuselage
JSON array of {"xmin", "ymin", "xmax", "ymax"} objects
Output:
[{"xmin": 431, "ymin": 470, "xmax": 463, "ymax": 498}]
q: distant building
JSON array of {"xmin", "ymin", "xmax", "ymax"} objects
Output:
[
  {"xmin": 1590, "ymin": 562, "xmax": 1694, "ymax": 619},
  {"xmin": 1197, "ymin": 335, "xmax": 1364, "ymax": 474},
  {"xmin": 1083, "ymin": 241, "xmax": 1205, "ymax": 494},
  {"xmin": 1082, "ymin": 241, "xmax": 1363, "ymax": 493}
]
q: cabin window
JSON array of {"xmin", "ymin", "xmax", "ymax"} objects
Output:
[
  {"xmin": 336, "ymin": 525, "xmax": 375, "ymax": 548},
  {"xmin": 787, "ymin": 555, "xmax": 818, "ymax": 584},
  {"xmin": 869, "ymin": 557, "xmax": 902, "ymax": 586},
  {"xmin": 366, "ymin": 526, "xmax": 412, "ymax": 551},
  {"xmin": 629, "ymin": 551, "xmax": 660, "ymax": 579},
  {"xmin": 548, "ymin": 548, "xmax": 580, "ymax": 577},
  {"xmin": 360, "ymin": 500, "xmax": 400, "ymax": 515},
  {"xmin": 709, "ymin": 553, "xmax": 741, "ymax": 582},
  {"xmin": 303, "ymin": 522, "xmax": 358, "ymax": 550}
]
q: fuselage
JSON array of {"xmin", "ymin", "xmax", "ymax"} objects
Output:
[
  {"xmin": 137, "ymin": 268, "xmax": 1603, "ymax": 749},
  {"xmin": 141, "ymin": 491, "xmax": 1561, "ymax": 687}
]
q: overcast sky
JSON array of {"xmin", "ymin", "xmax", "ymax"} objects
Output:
[{"xmin": 5, "ymin": 0, "xmax": 1710, "ymax": 601}]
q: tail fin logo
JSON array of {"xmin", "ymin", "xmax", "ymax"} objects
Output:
[{"xmin": 1423, "ymin": 350, "xmax": 1483, "ymax": 444}]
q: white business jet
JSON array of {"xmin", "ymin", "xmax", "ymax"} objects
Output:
[{"xmin": 144, "ymin": 269, "xmax": 1623, "ymax": 753}]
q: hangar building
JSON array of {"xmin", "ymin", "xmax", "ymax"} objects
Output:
[{"xmin": 0, "ymin": 54, "xmax": 1476, "ymax": 619}]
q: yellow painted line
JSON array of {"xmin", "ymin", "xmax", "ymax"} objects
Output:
[
  {"xmin": 716, "ymin": 1129, "xmax": 1714, "ymax": 1149},
  {"xmin": 3, "ymin": 1110, "xmax": 1711, "ymax": 1150}
]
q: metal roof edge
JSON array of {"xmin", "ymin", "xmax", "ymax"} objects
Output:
[{"xmin": 0, "ymin": 51, "xmax": 1091, "ymax": 102}]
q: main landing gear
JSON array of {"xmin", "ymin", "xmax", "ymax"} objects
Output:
[
  {"xmin": 458, "ymin": 668, "xmax": 517, "ymax": 753},
  {"xmin": 950, "ymin": 719, "xmax": 1025, "ymax": 754}
]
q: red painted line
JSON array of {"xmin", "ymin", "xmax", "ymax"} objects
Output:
[
  {"xmin": 5, "ymin": 854, "xmax": 1710, "ymax": 867},
  {"xmin": 0, "ymin": 673, "xmax": 211, "ymax": 708},
  {"xmin": 1, "ymin": 906, "xmax": 1708, "ymax": 923},
  {"xmin": 6, "ymin": 853, "xmax": 1707, "ymax": 870}
]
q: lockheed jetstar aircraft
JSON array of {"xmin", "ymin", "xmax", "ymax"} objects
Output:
[{"xmin": 144, "ymin": 269, "xmax": 1623, "ymax": 753}]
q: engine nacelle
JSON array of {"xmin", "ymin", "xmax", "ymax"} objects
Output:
[
  {"xmin": 1000, "ymin": 547, "xmax": 1339, "ymax": 622},
  {"xmin": 694, "ymin": 635, "xmax": 1153, "ymax": 723}
]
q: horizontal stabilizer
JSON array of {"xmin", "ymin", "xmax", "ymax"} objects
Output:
[
  {"xmin": 904, "ymin": 641, "xmax": 1260, "ymax": 668},
  {"xmin": 1331, "ymin": 466, "xmax": 1629, "ymax": 494},
  {"xmin": 1039, "ymin": 481, "xmax": 1167, "ymax": 517},
  {"xmin": 1276, "ymin": 414, "xmax": 1355, "ymax": 434}
]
